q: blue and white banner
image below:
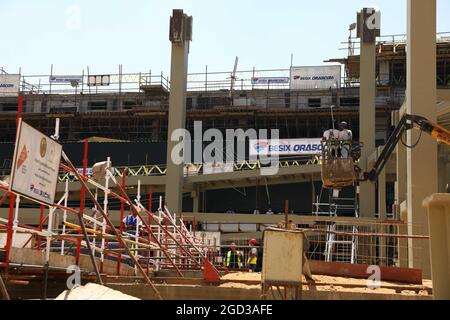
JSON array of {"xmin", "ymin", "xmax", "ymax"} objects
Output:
[
  {"xmin": 250, "ymin": 138, "xmax": 323, "ymax": 156},
  {"xmin": 290, "ymin": 66, "xmax": 341, "ymax": 90},
  {"xmin": 251, "ymin": 77, "xmax": 289, "ymax": 85},
  {"xmin": 0, "ymin": 74, "xmax": 20, "ymax": 97},
  {"xmin": 49, "ymin": 75, "xmax": 83, "ymax": 84}
]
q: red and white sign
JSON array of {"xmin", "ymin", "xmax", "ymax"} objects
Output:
[{"xmin": 10, "ymin": 120, "xmax": 62, "ymax": 205}]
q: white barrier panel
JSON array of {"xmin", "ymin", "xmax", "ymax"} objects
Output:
[
  {"xmin": 290, "ymin": 66, "xmax": 341, "ymax": 90},
  {"xmin": 10, "ymin": 121, "xmax": 62, "ymax": 205},
  {"xmin": 220, "ymin": 224, "xmax": 239, "ymax": 232},
  {"xmin": 205, "ymin": 224, "xmax": 220, "ymax": 232},
  {"xmin": 250, "ymin": 138, "xmax": 322, "ymax": 156},
  {"xmin": 239, "ymin": 224, "xmax": 258, "ymax": 232}
]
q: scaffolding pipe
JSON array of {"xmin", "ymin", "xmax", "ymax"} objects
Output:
[{"xmin": 61, "ymin": 151, "xmax": 163, "ymax": 300}]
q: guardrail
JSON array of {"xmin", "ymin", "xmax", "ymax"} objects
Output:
[{"xmin": 55, "ymin": 157, "xmax": 322, "ymax": 183}]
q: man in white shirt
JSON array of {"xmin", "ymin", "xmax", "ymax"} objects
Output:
[{"xmin": 338, "ymin": 121, "xmax": 353, "ymax": 159}]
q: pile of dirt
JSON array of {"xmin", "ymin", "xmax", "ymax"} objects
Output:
[
  {"xmin": 219, "ymin": 272, "xmax": 432, "ymax": 296},
  {"xmin": 55, "ymin": 283, "xmax": 140, "ymax": 300}
]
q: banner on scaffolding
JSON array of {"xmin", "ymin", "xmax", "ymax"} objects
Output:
[
  {"xmin": 251, "ymin": 77, "xmax": 289, "ymax": 85},
  {"xmin": 49, "ymin": 75, "xmax": 83, "ymax": 85},
  {"xmin": 249, "ymin": 138, "xmax": 323, "ymax": 156},
  {"xmin": 0, "ymin": 74, "xmax": 20, "ymax": 97},
  {"xmin": 290, "ymin": 66, "xmax": 341, "ymax": 90},
  {"xmin": 10, "ymin": 120, "xmax": 63, "ymax": 205}
]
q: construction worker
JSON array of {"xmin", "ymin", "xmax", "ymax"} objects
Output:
[
  {"xmin": 338, "ymin": 121, "xmax": 353, "ymax": 158},
  {"xmin": 122, "ymin": 208, "xmax": 143, "ymax": 259},
  {"xmin": 247, "ymin": 239, "xmax": 258, "ymax": 272},
  {"xmin": 225, "ymin": 242, "xmax": 243, "ymax": 270},
  {"xmin": 322, "ymin": 127, "xmax": 340, "ymax": 158}
]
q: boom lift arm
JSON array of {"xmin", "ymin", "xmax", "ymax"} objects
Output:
[{"xmin": 362, "ymin": 114, "xmax": 450, "ymax": 182}]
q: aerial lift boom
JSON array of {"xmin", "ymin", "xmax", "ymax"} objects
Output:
[{"xmin": 362, "ymin": 114, "xmax": 450, "ymax": 182}]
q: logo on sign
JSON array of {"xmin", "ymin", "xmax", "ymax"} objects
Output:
[
  {"xmin": 254, "ymin": 142, "xmax": 269, "ymax": 153},
  {"xmin": 30, "ymin": 184, "xmax": 51, "ymax": 200},
  {"xmin": 17, "ymin": 145, "xmax": 28, "ymax": 170},
  {"xmin": 40, "ymin": 138, "xmax": 47, "ymax": 158}
]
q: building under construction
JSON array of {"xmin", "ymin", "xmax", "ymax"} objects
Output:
[{"xmin": 0, "ymin": 3, "xmax": 450, "ymax": 301}]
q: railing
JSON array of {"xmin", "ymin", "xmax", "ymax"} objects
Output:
[
  {"xmin": 1, "ymin": 67, "xmax": 356, "ymax": 97},
  {"xmin": 52, "ymin": 157, "xmax": 322, "ymax": 183}
]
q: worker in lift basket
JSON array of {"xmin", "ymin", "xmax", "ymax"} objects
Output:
[
  {"xmin": 322, "ymin": 127, "xmax": 340, "ymax": 158},
  {"xmin": 225, "ymin": 242, "xmax": 243, "ymax": 270},
  {"xmin": 123, "ymin": 207, "xmax": 143, "ymax": 258},
  {"xmin": 338, "ymin": 121, "xmax": 353, "ymax": 159}
]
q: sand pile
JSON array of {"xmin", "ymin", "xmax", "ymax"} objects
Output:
[
  {"xmin": 55, "ymin": 283, "xmax": 140, "ymax": 300},
  {"xmin": 219, "ymin": 272, "xmax": 431, "ymax": 296}
]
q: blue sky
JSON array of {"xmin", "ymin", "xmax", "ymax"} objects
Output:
[{"xmin": 1, "ymin": 0, "xmax": 449, "ymax": 76}]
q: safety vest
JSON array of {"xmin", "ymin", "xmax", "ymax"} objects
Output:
[
  {"xmin": 339, "ymin": 129, "xmax": 352, "ymax": 146},
  {"xmin": 247, "ymin": 247, "xmax": 257, "ymax": 265},
  {"xmin": 226, "ymin": 250, "xmax": 242, "ymax": 268}
]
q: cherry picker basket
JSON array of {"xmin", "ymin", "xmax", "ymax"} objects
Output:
[{"xmin": 320, "ymin": 140, "xmax": 356, "ymax": 189}]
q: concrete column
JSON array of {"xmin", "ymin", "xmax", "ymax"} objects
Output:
[
  {"xmin": 358, "ymin": 8, "xmax": 378, "ymax": 218},
  {"xmin": 399, "ymin": 207, "xmax": 409, "ymax": 268},
  {"xmin": 394, "ymin": 109, "xmax": 408, "ymax": 268},
  {"xmin": 192, "ymin": 184, "xmax": 200, "ymax": 213},
  {"xmin": 406, "ymin": 0, "xmax": 437, "ymax": 278},
  {"xmin": 165, "ymin": 10, "xmax": 192, "ymax": 214},
  {"xmin": 423, "ymin": 194, "xmax": 450, "ymax": 300}
]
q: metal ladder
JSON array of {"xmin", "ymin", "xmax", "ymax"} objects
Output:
[{"xmin": 321, "ymin": 188, "xmax": 359, "ymax": 264}]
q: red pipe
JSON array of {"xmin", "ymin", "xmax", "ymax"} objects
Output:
[
  {"xmin": 16, "ymin": 93, "xmax": 23, "ymax": 128},
  {"xmin": 0, "ymin": 192, "xmax": 8, "ymax": 206},
  {"xmin": 147, "ymin": 190, "xmax": 153, "ymax": 275},
  {"xmin": 4, "ymin": 193, "xmax": 16, "ymax": 266},
  {"xmin": 76, "ymin": 139, "xmax": 89, "ymax": 265},
  {"xmin": 117, "ymin": 169, "xmax": 126, "ymax": 275}
]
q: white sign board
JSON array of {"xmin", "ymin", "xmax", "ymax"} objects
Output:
[
  {"xmin": 0, "ymin": 74, "xmax": 20, "ymax": 97},
  {"xmin": 49, "ymin": 76, "xmax": 83, "ymax": 84},
  {"xmin": 10, "ymin": 121, "xmax": 62, "ymax": 205},
  {"xmin": 251, "ymin": 77, "xmax": 289, "ymax": 85},
  {"xmin": 250, "ymin": 138, "xmax": 323, "ymax": 156},
  {"xmin": 203, "ymin": 162, "xmax": 234, "ymax": 175},
  {"xmin": 290, "ymin": 66, "xmax": 341, "ymax": 90}
]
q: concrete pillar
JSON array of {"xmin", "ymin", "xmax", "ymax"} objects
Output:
[
  {"xmin": 165, "ymin": 10, "xmax": 192, "ymax": 213},
  {"xmin": 192, "ymin": 184, "xmax": 200, "ymax": 213},
  {"xmin": 423, "ymin": 194, "xmax": 450, "ymax": 300},
  {"xmin": 394, "ymin": 109, "xmax": 408, "ymax": 268},
  {"xmin": 358, "ymin": 8, "xmax": 378, "ymax": 218},
  {"xmin": 399, "ymin": 206, "xmax": 409, "ymax": 268},
  {"xmin": 406, "ymin": 0, "xmax": 437, "ymax": 278}
]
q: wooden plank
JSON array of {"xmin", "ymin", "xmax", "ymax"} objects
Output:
[{"xmin": 309, "ymin": 260, "xmax": 423, "ymax": 285}]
